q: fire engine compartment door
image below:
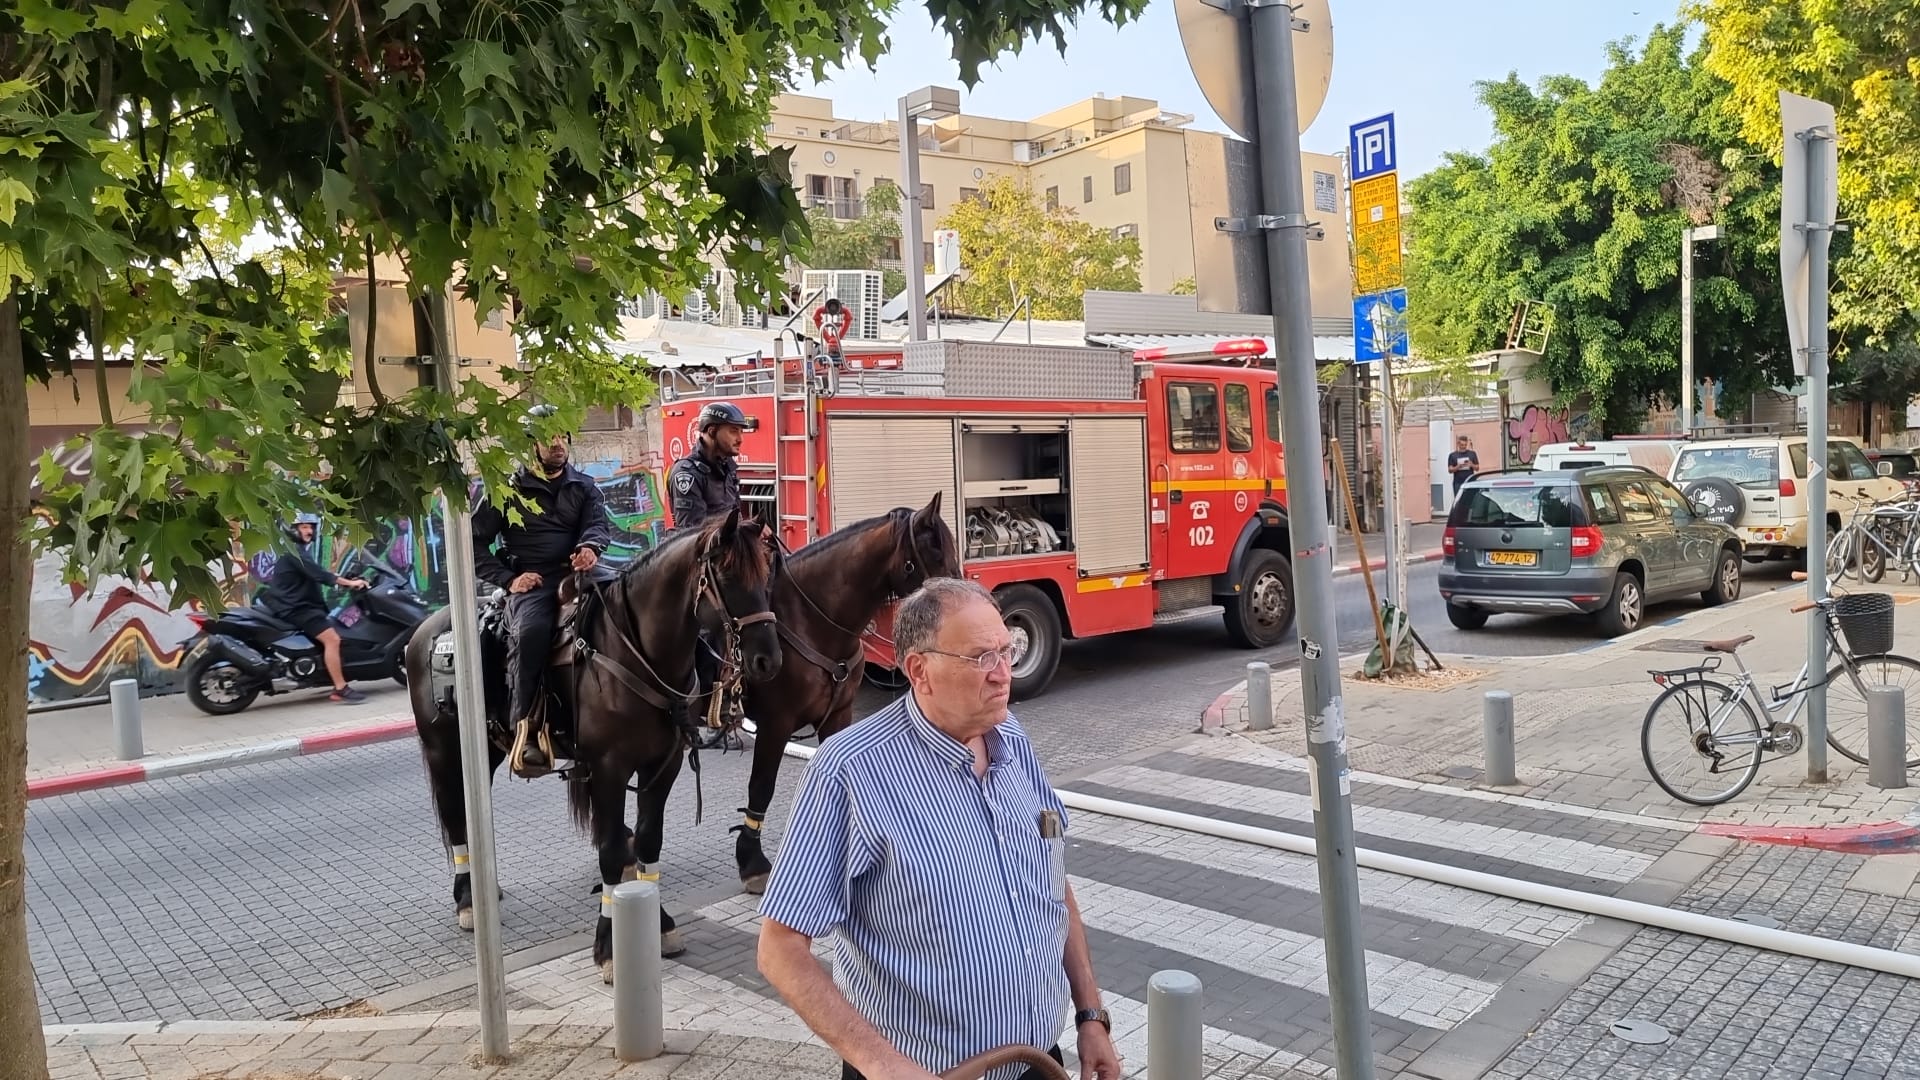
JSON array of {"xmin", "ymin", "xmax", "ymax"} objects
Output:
[
  {"xmin": 1069, "ymin": 416, "xmax": 1150, "ymax": 574},
  {"xmin": 825, "ymin": 416, "xmax": 960, "ymax": 536}
]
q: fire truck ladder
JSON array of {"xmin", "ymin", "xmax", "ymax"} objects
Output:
[{"xmin": 772, "ymin": 339, "xmax": 819, "ymax": 542}]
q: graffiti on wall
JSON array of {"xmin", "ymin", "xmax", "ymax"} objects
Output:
[
  {"xmin": 1505, "ymin": 404, "xmax": 1595, "ymax": 465},
  {"xmin": 26, "ymin": 429, "xmax": 673, "ymax": 703}
]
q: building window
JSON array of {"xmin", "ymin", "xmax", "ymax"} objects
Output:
[
  {"xmin": 483, "ymin": 307, "xmax": 506, "ymax": 331},
  {"xmin": 1167, "ymin": 381, "xmax": 1221, "ymax": 454},
  {"xmin": 883, "ymin": 237, "xmax": 902, "ymax": 262},
  {"xmin": 1111, "ymin": 223, "xmax": 1138, "ymax": 240},
  {"xmin": 1083, "ymin": 175, "xmax": 1094, "ymax": 203},
  {"xmin": 919, "ymin": 182, "xmax": 934, "ymax": 209},
  {"xmin": 1114, "ymin": 162, "xmax": 1132, "ymax": 195},
  {"xmin": 1224, "ymin": 383, "xmax": 1254, "ymax": 453},
  {"xmin": 959, "ymin": 187, "xmax": 980, "ymax": 205},
  {"xmin": 1045, "ymin": 186, "xmax": 1059, "ymax": 211}
]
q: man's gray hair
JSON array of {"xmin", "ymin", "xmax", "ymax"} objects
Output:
[{"xmin": 894, "ymin": 577, "xmax": 996, "ymax": 658}]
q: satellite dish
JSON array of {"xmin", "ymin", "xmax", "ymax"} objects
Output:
[{"xmin": 1173, "ymin": 0, "xmax": 1335, "ymax": 142}]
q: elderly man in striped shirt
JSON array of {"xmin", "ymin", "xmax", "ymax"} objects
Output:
[{"xmin": 758, "ymin": 577, "xmax": 1121, "ymax": 1080}]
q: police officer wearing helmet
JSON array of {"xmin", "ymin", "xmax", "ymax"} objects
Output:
[
  {"xmin": 471, "ymin": 404, "xmax": 615, "ymax": 778},
  {"xmin": 668, "ymin": 401, "xmax": 757, "ymax": 535},
  {"xmin": 668, "ymin": 400, "xmax": 758, "ymax": 747}
]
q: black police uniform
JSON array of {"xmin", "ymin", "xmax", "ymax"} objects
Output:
[
  {"xmin": 471, "ymin": 463, "xmax": 614, "ymax": 725},
  {"xmin": 667, "ymin": 444, "xmax": 741, "ymax": 535}
]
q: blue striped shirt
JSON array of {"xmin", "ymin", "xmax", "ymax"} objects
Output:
[{"xmin": 759, "ymin": 691, "xmax": 1073, "ymax": 1080}]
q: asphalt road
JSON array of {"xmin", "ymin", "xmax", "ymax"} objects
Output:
[{"xmin": 24, "ymin": 556, "xmax": 1799, "ymax": 1023}]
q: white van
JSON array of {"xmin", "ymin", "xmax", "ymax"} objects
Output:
[{"xmin": 1532, "ymin": 440, "xmax": 1684, "ymax": 476}]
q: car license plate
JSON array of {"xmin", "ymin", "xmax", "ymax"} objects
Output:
[{"xmin": 1486, "ymin": 550, "xmax": 1538, "ymax": 567}]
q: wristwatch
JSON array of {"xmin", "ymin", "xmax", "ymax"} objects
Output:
[{"xmin": 1073, "ymin": 1008, "xmax": 1111, "ymax": 1032}]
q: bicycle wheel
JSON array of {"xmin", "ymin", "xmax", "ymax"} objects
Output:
[
  {"xmin": 1641, "ymin": 677, "xmax": 1765, "ymax": 805},
  {"xmin": 1823, "ymin": 652, "xmax": 1920, "ymax": 767},
  {"xmin": 1860, "ymin": 525, "xmax": 1888, "ymax": 583},
  {"xmin": 1827, "ymin": 527, "xmax": 1857, "ymax": 580}
]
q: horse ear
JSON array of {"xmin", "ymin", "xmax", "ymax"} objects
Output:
[
  {"xmin": 916, "ymin": 491, "xmax": 942, "ymax": 523},
  {"xmin": 720, "ymin": 506, "xmax": 741, "ymax": 538}
]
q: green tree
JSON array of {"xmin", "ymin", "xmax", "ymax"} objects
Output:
[
  {"xmin": 802, "ymin": 182, "xmax": 905, "ymax": 298},
  {"xmin": 937, "ymin": 173, "xmax": 1140, "ymax": 319},
  {"xmin": 1404, "ymin": 25, "xmax": 1790, "ymax": 432},
  {"xmin": 1694, "ymin": 0, "xmax": 1920, "ymax": 339},
  {"xmin": 0, "ymin": 0, "xmax": 1148, "ymax": 1073}
]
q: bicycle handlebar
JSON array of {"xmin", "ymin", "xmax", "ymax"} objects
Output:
[
  {"xmin": 1790, "ymin": 601, "xmax": 1817, "ymax": 613},
  {"xmin": 940, "ymin": 1046, "xmax": 1071, "ymax": 1080}
]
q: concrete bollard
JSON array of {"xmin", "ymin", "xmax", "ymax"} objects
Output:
[
  {"xmin": 110, "ymin": 678, "xmax": 143, "ymax": 761},
  {"xmin": 611, "ymin": 880, "xmax": 664, "ymax": 1061},
  {"xmin": 1146, "ymin": 969, "xmax": 1202, "ymax": 1080},
  {"xmin": 1483, "ymin": 690, "xmax": 1515, "ymax": 786},
  {"xmin": 1246, "ymin": 662, "xmax": 1273, "ymax": 732},
  {"xmin": 1868, "ymin": 685, "xmax": 1907, "ymax": 791}
]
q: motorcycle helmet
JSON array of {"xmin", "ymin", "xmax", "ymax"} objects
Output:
[
  {"xmin": 696, "ymin": 400, "xmax": 758, "ymax": 433},
  {"xmin": 522, "ymin": 402, "xmax": 564, "ymax": 440},
  {"xmin": 284, "ymin": 511, "xmax": 322, "ymax": 545}
]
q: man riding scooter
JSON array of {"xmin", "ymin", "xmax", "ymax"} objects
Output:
[
  {"xmin": 260, "ymin": 512, "xmax": 371, "ymax": 704},
  {"xmin": 472, "ymin": 404, "xmax": 615, "ymax": 779}
]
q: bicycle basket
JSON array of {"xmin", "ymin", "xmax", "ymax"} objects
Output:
[{"xmin": 1833, "ymin": 592, "xmax": 1896, "ymax": 655}]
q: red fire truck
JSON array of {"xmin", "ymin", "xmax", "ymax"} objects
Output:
[{"xmin": 659, "ymin": 337, "xmax": 1296, "ymax": 699}]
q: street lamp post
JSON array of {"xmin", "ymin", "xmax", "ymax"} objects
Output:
[
  {"xmin": 897, "ymin": 85, "xmax": 960, "ymax": 342},
  {"xmin": 1680, "ymin": 223, "xmax": 1722, "ymax": 437}
]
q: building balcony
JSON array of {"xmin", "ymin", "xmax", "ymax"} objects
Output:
[{"xmin": 806, "ymin": 195, "xmax": 863, "ymax": 220}]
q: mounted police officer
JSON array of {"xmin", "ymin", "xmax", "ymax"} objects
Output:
[
  {"xmin": 472, "ymin": 404, "xmax": 614, "ymax": 779},
  {"xmin": 668, "ymin": 401, "xmax": 758, "ymax": 747}
]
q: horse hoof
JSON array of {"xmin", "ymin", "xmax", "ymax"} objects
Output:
[
  {"xmin": 600, "ymin": 959, "xmax": 614, "ymax": 985},
  {"xmin": 458, "ymin": 908, "xmax": 474, "ymax": 931},
  {"xmin": 661, "ymin": 929, "xmax": 685, "ymax": 958},
  {"xmin": 740, "ymin": 873, "xmax": 769, "ymax": 895}
]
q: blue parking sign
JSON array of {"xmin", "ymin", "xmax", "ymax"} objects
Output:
[{"xmin": 1348, "ymin": 113, "xmax": 1398, "ymax": 182}]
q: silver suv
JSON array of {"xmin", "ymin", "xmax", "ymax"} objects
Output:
[{"xmin": 1439, "ymin": 466, "xmax": 1745, "ymax": 636}]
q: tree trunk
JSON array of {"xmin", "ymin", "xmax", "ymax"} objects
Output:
[{"xmin": 0, "ymin": 290, "xmax": 50, "ymax": 1080}]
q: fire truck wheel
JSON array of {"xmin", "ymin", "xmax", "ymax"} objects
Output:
[
  {"xmin": 995, "ymin": 584, "xmax": 1062, "ymax": 701},
  {"xmin": 1222, "ymin": 548, "xmax": 1295, "ymax": 649}
]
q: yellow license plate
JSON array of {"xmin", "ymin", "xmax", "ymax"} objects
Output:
[{"xmin": 1487, "ymin": 550, "xmax": 1538, "ymax": 567}]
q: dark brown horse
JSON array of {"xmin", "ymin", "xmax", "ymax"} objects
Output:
[
  {"xmin": 711, "ymin": 493, "xmax": 961, "ymax": 892},
  {"xmin": 566, "ymin": 508, "xmax": 782, "ymax": 975},
  {"xmin": 407, "ymin": 508, "xmax": 782, "ymax": 970}
]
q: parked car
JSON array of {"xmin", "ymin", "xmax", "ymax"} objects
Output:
[
  {"xmin": 1866, "ymin": 447, "xmax": 1919, "ymax": 482},
  {"xmin": 1531, "ymin": 438, "xmax": 1685, "ymax": 476},
  {"xmin": 1668, "ymin": 435, "xmax": 1906, "ymax": 561},
  {"xmin": 1439, "ymin": 466, "xmax": 1744, "ymax": 636}
]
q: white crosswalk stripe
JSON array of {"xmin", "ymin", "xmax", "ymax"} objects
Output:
[{"xmin": 1084, "ymin": 763, "xmax": 1657, "ymax": 883}]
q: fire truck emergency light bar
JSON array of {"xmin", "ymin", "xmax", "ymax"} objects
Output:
[{"xmin": 1128, "ymin": 338, "xmax": 1270, "ymax": 363}]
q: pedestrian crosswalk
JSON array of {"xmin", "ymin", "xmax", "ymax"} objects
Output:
[{"xmin": 503, "ymin": 735, "xmax": 1692, "ymax": 1079}]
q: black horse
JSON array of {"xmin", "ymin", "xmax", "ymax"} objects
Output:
[
  {"xmin": 711, "ymin": 493, "xmax": 962, "ymax": 892},
  {"xmin": 406, "ymin": 508, "xmax": 782, "ymax": 970}
]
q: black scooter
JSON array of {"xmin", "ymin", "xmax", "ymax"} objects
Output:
[{"xmin": 178, "ymin": 562, "xmax": 432, "ymax": 715}]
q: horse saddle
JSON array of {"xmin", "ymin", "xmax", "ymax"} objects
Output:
[{"xmin": 548, "ymin": 594, "xmax": 587, "ymax": 669}]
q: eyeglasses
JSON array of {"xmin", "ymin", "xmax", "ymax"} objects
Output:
[{"xmin": 925, "ymin": 646, "xmax": 1018, "ymax": 672}]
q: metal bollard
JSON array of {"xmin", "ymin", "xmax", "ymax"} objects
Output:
[
  {"xmin": 1868, "ymin": 685, "xmax": 1907, "ymax": 790},
  {"xmin": 110, "ymin": 678, "xmax": 143, "ymax": 761},
  {"xmin": 1483, "ymin": 690, "xmax": 1515, "ymax": 786},
  {"xmin": 1246, "ymin": 662, "xmax": 1274, "ymax": 732},
  {"xmin": 611, "ymin": 880, "xmax": 663, "ymax": 1061},
  {"xmin": 1146, "ymin": 969, "xmax": 1202, "ymax": 1080}
]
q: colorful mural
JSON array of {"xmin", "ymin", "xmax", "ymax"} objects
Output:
[
  {"xmin": 26, "ymin": 433, "xmax": 672, "ymax": 704},
  {"xmin": 1504, "ymin": 404, "xmax": 1595, "ymax": 466}
]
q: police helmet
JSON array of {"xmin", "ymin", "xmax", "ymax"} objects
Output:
[{"xmin": 697, "ymin": 401, "xmax": 758, "ymax": 433}]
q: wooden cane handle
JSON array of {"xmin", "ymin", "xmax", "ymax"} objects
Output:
[{"xmin": 939, "ymin": 1045, "xmax": 1072, "ymax": 1080}]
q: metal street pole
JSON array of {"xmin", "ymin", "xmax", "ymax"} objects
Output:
[
  {"xmin": 1680, "ymin": 225, "xmax": 1696, "ymax": 438},
  {"xmin": 1246, "ymin": 4, "xmax": 1377, "ymax": 1076},
  {"xmin": 898, "ymin": 100, "xmax": 929, "ymax": 342},
  {"xmin": 428, "ymin": 288, "xmax": 511, "ymax": 1059},
  {"xmin": 1803, "ymin": 128, "xmax": 1835, "ymax": 784}
]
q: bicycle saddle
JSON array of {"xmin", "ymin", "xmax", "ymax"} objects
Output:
[{"xmin": 1702, "ymin": 635, "xmax": 1755, "ymax": 653}]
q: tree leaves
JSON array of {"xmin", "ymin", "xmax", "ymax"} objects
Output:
[
  {"xmin": 1405, "ymin": 24, "xmax": 1789, "ymax": 431},
  {"xmin": 936, "ymin": 174, "xmax": 1141, "ymax": 320}
]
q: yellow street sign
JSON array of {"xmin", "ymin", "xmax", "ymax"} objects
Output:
[{"xmin": 1350, "ymin": 172, "xmax": 1404, "ymax": 294}]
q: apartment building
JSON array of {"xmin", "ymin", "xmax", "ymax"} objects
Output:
[{"xmin": 769, "ymin": 92, "xmax": 1354, "ymax": 318}]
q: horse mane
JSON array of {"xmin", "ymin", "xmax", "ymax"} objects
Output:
[
  {"xmin": 787, "ymin": 510, "xmax": 902, "ymax": 565},
  {"xmin": 709, "ymin": 515, "xmax": 773, "ymax": 589}
]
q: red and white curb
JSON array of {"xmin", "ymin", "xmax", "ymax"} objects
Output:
[{"xmin": 26, "ymin": 718, "xmax": 416, "ymax": 801}]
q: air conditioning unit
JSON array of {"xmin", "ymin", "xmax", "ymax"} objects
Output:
[{"xmin": 801, "ymin": 269, "xmax": 884, "ymax": 340}]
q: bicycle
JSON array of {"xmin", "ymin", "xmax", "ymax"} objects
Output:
[
  {"xmin": 1639, "ymin": 575, "xmax": 1920, "ymax": 805},
  {"xmin": 1827, "ymin": 487, "xmax": 1920, "ymax": 584}
]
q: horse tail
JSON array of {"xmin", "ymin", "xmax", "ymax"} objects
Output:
[{"xmin": 566, "ymin": 773, "xmax": 596, "ymax": 837}]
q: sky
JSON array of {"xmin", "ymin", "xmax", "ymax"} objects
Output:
[{"xmin": 795, "ymin": 0, "xmax": 1687, "ymax": 178}]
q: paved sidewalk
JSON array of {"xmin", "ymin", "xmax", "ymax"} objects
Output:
[
  {"xmin": 44, "ymin": 1014, "xmax": 836, "ymax": 1080},
  {"xmin": 1206, "ymin": 580, "xmax": 1920, "ymax": 829},
  {"xmin": 28, "ymin": 679, "xmax": 411, "ymax": 780}
]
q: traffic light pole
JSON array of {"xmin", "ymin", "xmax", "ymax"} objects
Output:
[{"xmin": 1246, "ymin": 3, "xmax": 1377, "ymax": 1076}]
